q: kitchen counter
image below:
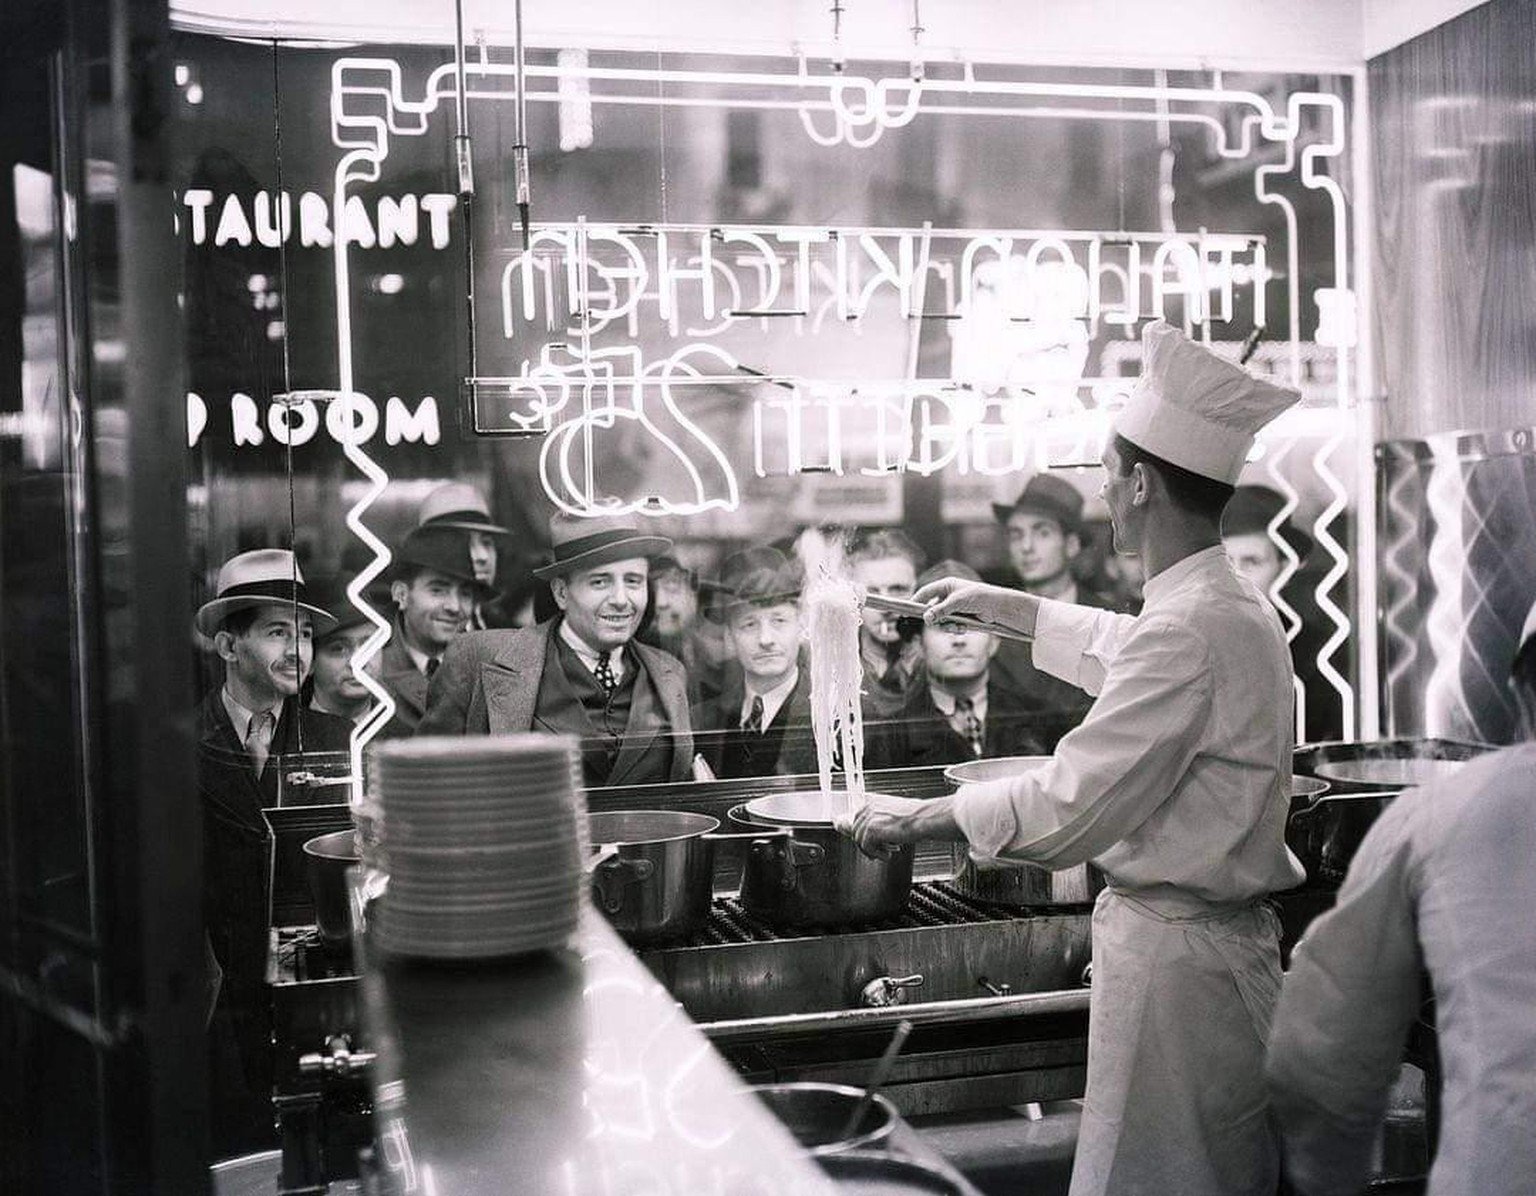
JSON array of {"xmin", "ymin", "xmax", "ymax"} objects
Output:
[{"xmin": 357, "ymin": 899, "xmax": 982, "ymax": 1195}]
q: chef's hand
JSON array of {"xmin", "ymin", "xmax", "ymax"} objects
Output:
[
  {"xmin": 913, "ymin": 577, "xmax": 1039, "ymax": 640},
  {"xmin": 834, "ymin": 794, "xmax": 962, "ymax": 860}
]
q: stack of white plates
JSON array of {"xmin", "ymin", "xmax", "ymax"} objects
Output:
[{"xmin": 367, "ymin": 734, "xmax": 585, "ymax": 959}]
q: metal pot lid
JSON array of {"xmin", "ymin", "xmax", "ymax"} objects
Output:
[
  {"xmin": 744, "ymin": 790, "xmax": 865, "ymax": 826},
  {"xmin": 943, "ymin": 755, "xmax": 1053, "ymax": 786},
  {"xmin": 1311, "ymin": 757, "xmax": 1465, "ymax": 787},
  {"xmin": 588, "ymin": 809, "xmax": 719, "ymax": 845}
]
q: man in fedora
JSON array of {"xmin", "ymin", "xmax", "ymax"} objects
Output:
[
  {"xmin": 1221, "ymin": 485, "xmax": 1343, "ymax": 742},
  {"xmin": 990, "ymin": 472, "xmax": 1110, "ymax": 606},
  {"xmin": 302, "ymin": 574, "xmax": 376, "ymax": 726},
  {"xmin": 692, "ymin": 546, "xmax": 818, "ymax": 779},
  {"xmin": 865, "ymin": 560, "xmax": 1051, "ymax": 770},
  {"xmin": 989, "ymin": 473, "xmax": 1122, "ymax": 748},
  {"xmin": 415, "ymin": 481, "xmax": 518, "ymax": 630},
  {"xmin": 373, "ymin": 526, "xmax": 491, "ymax": 739},
  {"xmin": 417, "ymin": 511, "xmax": 694, "ymax": 788},
  {"xmin": 194, "ymin": 549, "xmax": 354, "ymax": 1155}
]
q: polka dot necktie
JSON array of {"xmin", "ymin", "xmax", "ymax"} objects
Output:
[
  {"xmin": 593, "ymin": 652, "xmax": 617, "ymax": 695},
  {"xmin": 955, "ymin": 696, "xmax": 984, "ymax": 757}
]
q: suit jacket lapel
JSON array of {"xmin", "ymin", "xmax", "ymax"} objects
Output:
[
  {"xmin": 198, "ymin": 691, "xmax": 269, "ymax": 832},
  {"xmin": 482, "ymin": 622, "xmax": 552, "ymax": 734}
]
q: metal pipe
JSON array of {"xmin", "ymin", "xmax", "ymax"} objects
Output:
[
  {"xmin": 699, "ymin": 987, "xmax": 1089, "ymax": 1044},
  {"xmin": 512, "ymin": 0, "xmax": 532, "ymax": 248},
  {"xmin": 452, "ymin": 0, "xmax": 478, "ymax": 383}
]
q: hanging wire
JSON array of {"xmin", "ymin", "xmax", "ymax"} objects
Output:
[
  {"xmin": 272, "ymin": 40, "xmax": 305, "ymax": 757},
  {"xmin": 656, "ymin": 48, "xmax": 668, "ymax": 224}
]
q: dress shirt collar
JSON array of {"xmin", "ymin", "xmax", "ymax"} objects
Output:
[
  {"xmin": 222, "ymin": 687, "xmax": 279, "ymax": 743},
  {"xmin": 741, "ymin": 667, "xmax": 799, "ymax": 728},
  {"xmin": 401, "ymin": 640, "xmax": 439, "ymax": 677},
  {"xmin": 861, "ymin": 635, "xmax": 922, "ymax": 680},
  {"xmin": 927, "ymin": 678, "xmax": 988, "ymax": 720},
  {"xmin": 558, "ymin": 618, "xmax": 626, "ymax": 685}
]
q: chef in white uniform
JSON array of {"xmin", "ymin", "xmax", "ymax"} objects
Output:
[
  {"xmin": 841, "ymin": 319, "xmax": 1306, "ymax": 1196},
  {"xmin": 1265, "ymin": 597, "xmax": 1536, "ymax": 1196}
]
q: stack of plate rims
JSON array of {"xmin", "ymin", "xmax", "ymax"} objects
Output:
[{"xmin": 367, "ymin": 734, "xmax": 586, "ymax": 959}]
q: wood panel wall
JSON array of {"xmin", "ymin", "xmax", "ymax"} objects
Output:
[{"xmin": 1370, "ymin": 0, "xmax": 1536, "ymax": 441}]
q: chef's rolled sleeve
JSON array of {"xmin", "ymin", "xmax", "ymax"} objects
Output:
[{"xmin": 1030, "ymin": 598, "xmax": 1138, "ymax": 696}]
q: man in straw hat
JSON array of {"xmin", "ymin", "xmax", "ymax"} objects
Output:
[
  {"xmin": 373, "ymin": 526, "xmax": 492, "ymax": 739},
  {"xmin": 841, "ymin": 321, "xmax": 1306, "ymax": 1196},
  {"xmin": 193, "ymin": 549, "xmax": 354, "ymax": 1154},
  {"xmin": 692, "ymin": 546, "xmax": 818, "ymax": 779},
  {"xmin": 418, "ymin": 511, "xmax": 694, "ymax": 788},
  {"xmin": 414, "ymin": 481, "xmax": 519, "ymax": 629},
  {"xmin": 1264, "ymin": 594, "xmax": 1536, "ymax": 1196}
]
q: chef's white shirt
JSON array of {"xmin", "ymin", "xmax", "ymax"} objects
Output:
[
  {"xmin": 1266, "ymin": 743, "xmax": 1536, "ymax": 1196},
  {"xmin": 953, "ymin": 545, "xmax": 1305, "ymax": 903}
]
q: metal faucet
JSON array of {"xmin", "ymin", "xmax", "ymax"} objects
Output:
[
  {"xmin": 299, "ymin": 1033, "xmax": 376, "ymax": 1080},
  {"xmin": 859, "ymin": 974, "xmax": 925, "ymax": 1007}
]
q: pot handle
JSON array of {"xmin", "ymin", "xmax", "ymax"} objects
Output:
[
  {"xmin": 748, "ymin": 835, "xmax": 827, "ymax": 893},
  {"xmin": 588, "ymin": 850, "xmax": 656, "ymax": 915},
  {"xmin": 1289, "ymin": 790, "xmax": 1400, "ymax": 821}
]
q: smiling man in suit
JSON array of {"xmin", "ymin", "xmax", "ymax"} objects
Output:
[
  {"xmin": 417, "ymin": 512, "xmax": 694, "ymax": 788},
  {"xmin": 373, "ymin": 525, "xmax": 489, "ymax": 739},
  {"xmin": 194, "ymin": 549, "xmax": 354, "ymax": 1156}
]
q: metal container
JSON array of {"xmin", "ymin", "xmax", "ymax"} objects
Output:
[
  {"xmin": 942, "ymin": 757, "xmax": 1103, "ymax": 907},
  {"xmin": 747, "ymin": 1082, "xmax": 897, "ymax": 1156},
  {"xmin": 1289, "ymin": 739, "xmax": 1492, "ymax": 881},
  {"xmin": 731, "ymin": 795, "xmax": 914, "ymax": 928},
  {"xmin": 588, "ymin": 810, "xmax": 723, "ymax": 945},
  {"xmin": 302, "ymin": 829, "xmax": 361, "ymax": 946}
]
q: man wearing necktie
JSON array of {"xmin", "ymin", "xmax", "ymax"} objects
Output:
[
  {"xmin": 193, "ymin": 549, "xmax": 354, "ymax": 1157},
  {"xmin": 418, "ymin": 512, "xmax": 694, "ymax": 789},
  {"xmin": 864, "ymin": 560, "xmax": 1049, "ymax": 770},
  {"xmin": 692, "ymin": 547, "xmax": 819, "ymax": 779},
  {"xmin": 374, "ymin": 525, "xmax": 490, "ymax": 738}
]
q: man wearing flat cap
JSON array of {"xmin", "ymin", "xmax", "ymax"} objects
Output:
[
  {"xmin": 194, "ymin": 549, "xmax": 355, "ymax": 1155},
  {"xmin": 1221, "ymin": 484, "xmax": 1343, "ymax": 743},
  {"xmin": 844, "ymin": 321, "xmax": 1306, "ymax": 1196},
  {"xmin": 417, "ymin": 511, "xmax": 694, "ymax": 788},
  {"xmin": 692, "ymin": 547, "xmax": 818, "ymax": 779},
  {"xmin": 373, "ymin": 526, "xmax": 492, "ymax": 739}
]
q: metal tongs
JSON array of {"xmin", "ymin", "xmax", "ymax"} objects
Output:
[{"xmin": 861, "ymin": 593, "xmax": 1034, "ymax": 644}]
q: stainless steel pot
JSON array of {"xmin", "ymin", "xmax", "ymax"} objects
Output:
[
  {"xmin": 730, "ymin": 794, "xmax": 914, "ymax": 928},
  {"xmin": 302, "ymin": 829, "xmax": 361, "ymax": 946},
  {"xmin": 588, "ymin": 810, "xmax": 779, "ymax": 945},
  {"xmin": 942, "ymin": 757, "xmax": 1102, "ymax": 907},
  {"xmin": 746, "ymin": 1082, "xmax": 897, "ymax": 1157},
  {"xmin": 1289, "ymin": 739, "xmax": 1492, "ymax": 881}
]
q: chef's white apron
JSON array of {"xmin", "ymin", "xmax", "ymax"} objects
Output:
[{"xmin": 1067, "ymin": 887, "xmax": 1282, "ymax": 1196}]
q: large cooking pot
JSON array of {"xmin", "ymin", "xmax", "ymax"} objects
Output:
[
  {"xmin": 587, "ymin": 810, "xmax": 781, "ymax": 945},
  {"xmin": 302, "ymin": 829, "xmax": 362, "ymax": 946},
  {"xmin": 1288, "ymin": 739, "xmax": 1492, "ymax": 881},
  {"xmin": 747, "ymin": 1081, "xmax": 897, "ymax": 1157},
  {"xmin": 730, "ymin": 792, "xmax": 914, "ymax": 928},
  {"xmin": 942, "ymin": 757, "xmax": 1104, "ymax": 907}
]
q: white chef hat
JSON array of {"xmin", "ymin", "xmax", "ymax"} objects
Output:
[{"xmin": 1114, "ymin": 321, "xmax": 1301, "ymax": 484}]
